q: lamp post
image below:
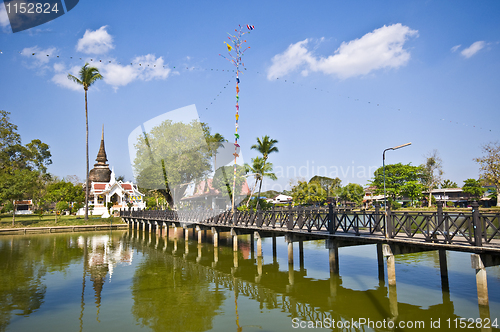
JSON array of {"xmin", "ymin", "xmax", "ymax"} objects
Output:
[{"xmin": 383, "ymin": 142, "xmax": 411, "ymax": 237}]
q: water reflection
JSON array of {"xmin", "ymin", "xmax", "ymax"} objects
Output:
[{"xmin": 0, "ymin": 230, "xmax": 499, "ymax": 331}]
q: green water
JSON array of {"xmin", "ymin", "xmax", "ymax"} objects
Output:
[{"xmin": 0, "ymin": 229, "xmax": 499, "ymax": 331}]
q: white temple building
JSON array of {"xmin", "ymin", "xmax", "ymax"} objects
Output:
[{"xmin": 78, "ymin": 128, "xmax": 145, "ymax": 217}]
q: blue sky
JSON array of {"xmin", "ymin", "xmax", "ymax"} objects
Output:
[{"xmin": 1, "ymin": 0, "xmax": 499, "ymax": 193}]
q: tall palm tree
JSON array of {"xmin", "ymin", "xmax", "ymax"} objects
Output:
[
  {"xmin": 250, "ymin": 136, "xmax": 279, "ymax": 209},
  {"xmin": 208, "ymin": 133, "xmax": 227, "ymax": 172},
  {"xmin": 68, "ymin": 63, "xmax": 103, "ymax": 221},
  {"xmin": 245, "ymin": 157, "xmax": 277, "ymax": 207}
]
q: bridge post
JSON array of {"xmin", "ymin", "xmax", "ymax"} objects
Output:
[
  {"xmin": 272, "ymin": 235, "xmax": 277, "ymax": 264},
  {"xmin": 256, "ymin": 256, "xmax": 263, "ymax": 283},
  {"xmin": 299, "ymin": 240, "xmax": 304, "ymax": 272},
  {"xmin": 285, "ymin": 235, "xmax": 294, "ymax": 290},
  {"xmin": 231, "ymin": 229, "xmax": 238, "ymax": 252},
  {"xmin": 250, "ymin": 233, "xmax": 255, "ymax": 259},
  {"xmin": 184, "ymin": 226, "xmax": 189, "ymax": 242},
  {"xmin": 254, "ymin": 232, "xmax": 262, "ymax": 257},
  {"xmin": 196, "ymin": 226, "xmax": 202, "ymax": 244},
  {"xmin": 472, "ymin": 202, "xmax": 482, "ymax": 247},
  {"xmin": 439, "ymin": 249, "xmax": 450, "ymax": 296},
  {"xmin": 374, "ymin": 202, "xmax": 381, "ymax": 232},
  {"xmin": 213, "ymin": 246, "xmax": 218, "ymax": 267},
  {"xmin": 383, "ymin": 244, "xmax": 396, "ymax": 286},
  {"xmin": 376, "ymin": 243, "xmax": 384, "ymax": 283},
  {"xmin": 211, "ymin": 227, "xmax": 219, "ymax": 247},
  {"xmin": 386, "ymin": 206, "xmax": 394, "ymax": 238},
  {"xmin": 328, "ymin": 203, "xmax": 334, "ymax": 234},
  {"xmin": 383, "ymin": 244, "xmax": 398, "ymax": 318},
  {"xmin": 285, "ymin": 234, "xmax": 294, "ymax": 265},
  {"xmin": 287, "ymin": 203, "xmax": 293, "ymax": 230},
  {"xmin": 471, "ymin": 254, "xmax": 489, "ymax": 306},
  {"xmin": 326, "ymin": 239, "xmax": 339, "ymax": 275}
]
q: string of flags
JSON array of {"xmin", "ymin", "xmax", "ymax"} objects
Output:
[
  {"xmin": 252, "ymin": 71, "xmax": 494, "ymax": 133},
  {"xmin": 0, "ymin": 49, "xmax": 248, "ymax": 72},
  {"xmin": 0, "ymin": 48, "xmax": 493, "ymax": 132},
  {"xmin": 204, "ymin": 77, "xmax": 234, "ymax": 111},
  {"xmin": 219, "ymin": 24, "xmax": 253, "ymax": 211}
]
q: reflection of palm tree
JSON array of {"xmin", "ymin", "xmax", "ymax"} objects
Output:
[
  {"xmin": 250, "ymin": 136, "xmax": 279, "ymax": 209},
  {"xmin": 79, "ymin": 236, "xmax": 87, "ymax": 332},
  {"xmin": 245, "ymin": 157, "xmax": 277, "ymax": 207},
  {"xmin": 67, "ymin": 64, "xmax": 103, "ymax": 221}
]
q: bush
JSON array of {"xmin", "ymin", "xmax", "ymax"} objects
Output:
[{"xmin": 446, "ymin": 201, "xmax": 454, "ymax": 207}]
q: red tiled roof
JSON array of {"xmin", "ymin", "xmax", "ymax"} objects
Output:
[
  {"xmin": 121, "ymin": 184, "xmax": 132, "ymax": 190},
  {"xmin": 94, "ymin": 183, "xmax": 106, "ymax": 190}
]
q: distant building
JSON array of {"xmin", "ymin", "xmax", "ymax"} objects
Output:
[
  {"xmin": 78, "ymin": 128, "xmax": 145, "ymax": 217},
  {"xmin": 180, "ymin": 178, "xmax": 250, "ymax": 210},
  {"xmin": 14, "ymin": 200, "xmax": 33, "ymax": 214}
]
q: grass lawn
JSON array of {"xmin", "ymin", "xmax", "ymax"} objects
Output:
[{"xmin": 0, "ymin": 213, "xmax": 125, "ymax": 229}]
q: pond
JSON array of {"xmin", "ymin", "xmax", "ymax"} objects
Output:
[{"xmin": 1, "ymin": 228, "xmax": 499, "ymax": 331}]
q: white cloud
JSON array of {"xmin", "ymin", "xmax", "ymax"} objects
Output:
[
  {"xmin": 267, "ymin": 23, "xmax": 418, "ymax": 80},
  {"xmin": 76, "ymin": 26, "xmax": 114, "ymax": 54},
  {"xmin": 20, "ymin": 46, "xmax": 57, "ymax": 67},
  {"xmin": 461, "ymin": 41, "xmax": 485, "ymax": 58},
  {"xmin": 52, "ymin": 63, "xmax": 82, "ymax": 91},
  {"xmin": 451, "ymin": 45, "xmax": 461, "ymax": 53}
]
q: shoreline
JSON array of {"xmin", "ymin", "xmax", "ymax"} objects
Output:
[{"xmin": 0, "ymin": 223, "xmax": 128, "ymax": 235}]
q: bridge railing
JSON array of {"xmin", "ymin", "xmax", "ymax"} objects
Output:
[{"xmin": 120, "ymin": 202, "xmax": 500, "ymax": 247}]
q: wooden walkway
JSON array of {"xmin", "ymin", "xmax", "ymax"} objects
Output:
[{"xmin": 121, "ymin": 202, "xmax": 500, "ymax": 255}]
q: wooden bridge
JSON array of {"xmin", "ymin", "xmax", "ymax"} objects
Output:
[
  {"xmin": 120, "ymin": 200, "xmax": 500, "ymax": 321},
  {"xmin": 126, "ymin": 228, "xmax": 482, "ymax": 330}
]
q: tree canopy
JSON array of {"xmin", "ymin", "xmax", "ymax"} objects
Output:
[
  {"xmin": 474, "ymin": 142, "xmax": 500, "ymax": 206},
  {"xmin": 0, "ymin": 111, "xmax": 52, "ymax": 224},
  {"xmin": 370, "ymin": 163, "xmax": 424, "ymax": 200},
  {"xmin": 462, "ymin": 178, "xmax": 486, "ymax": 201},
  {"xmin": 132, "ymin": 119, "xmax": 211, "ymax": 208},
  {"xmin": 421, "ymin": 150, "xmax": 443, "ymax": 207}
]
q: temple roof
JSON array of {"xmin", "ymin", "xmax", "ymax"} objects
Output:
[
  {"xmin": 89, "ymin": 125, "xmax": 111, "ymax": 183},
  {"xmin": 95, "ymin": 125, "xmax": 108, "ymax": 164}
]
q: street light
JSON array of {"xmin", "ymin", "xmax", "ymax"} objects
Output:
[{"xmin": 383, "ymin": 142, "xmax": 411, "ymax": 237}]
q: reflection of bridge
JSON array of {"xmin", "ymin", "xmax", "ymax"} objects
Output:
[
  {"xmin": 120, "ymin": 202, "xmax": 500, "ymax": 326},
  {"xmin": 126, "ymin": 228, "xmax": 490, "ymax": 331}
]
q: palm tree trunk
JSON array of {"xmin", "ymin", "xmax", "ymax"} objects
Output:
[
  {"xmin": 84, "ymin": 89, "xmax": 89, "ymax": 221},
  {"xmin": 255, "ymin": 159, "xmax": 267, "ymax": 210},
  {"xmin": 246, "ymin": 177, "xmax": 259, "ymax": 207}
]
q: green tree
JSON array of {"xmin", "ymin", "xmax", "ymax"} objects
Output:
[
  {"xmin": 309, "ymin": 175, "xmax": 342, "ymax": 197},
  {"xmin": 462, "ymin": 178, "xmax": 486, "ymax": 201},
  {"xmin": 370, "ymin": 163, "xmax": 424, "ymax": 201},
  {"xmin": 250, "ymin": 136, "xmax": 279, "ymax": 210},
  {"xmin": 474, "ymin": 142, "xmax": 500, "ymax": 207},
  {"xmin": 202, "ymin": 123, "xmax": 227, "ymax": 173},
  {"xmin": 441, "ymin": 179, "xmax": 458, "ymax": 188},
  {"xmin": 338, "ymin": 183, "xmax": 365, "ymax": 206},
  {"xmin": 421, "ymin": 150, "xmax": 443, "ymax": 207},
  {"xmin": 132, "ymin": 119, "xmax": 211, "ymax": 208},
  {"xmin": 244, "ymin": 157, "xmax": 277, "ymax": 207},
  {"xmin": 67, "ymin": 63, "xmax": 103, "ymax": 221},
  {"xmin": 46, "ymin": 180, "xmax": 84, "ymax": 222},
  {"xmin": 291, "ymin": 180, "xmax": 327, "ymax": 205},
  {"xmin": 0, "ymin": 111, "xmax": 52, "ymax": 226},
  {"xmin": 401, "ymin": 180, "xmax": 425, "ymax": 207}
]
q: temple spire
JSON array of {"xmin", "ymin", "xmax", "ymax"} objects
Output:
[
  {"xmin": 88, "ymin": 125, "xmax": 111, "ymax": 183},
  {"xmin": 95, "ymin": 125, "xmax": 108, "ymax": 164}
]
